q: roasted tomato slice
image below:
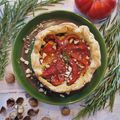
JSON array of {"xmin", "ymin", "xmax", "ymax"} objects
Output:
[
  {"xmin": 79, "ymin": 42, "xmax": 89, "ymax": 50},
  {"xmin": 70, "ymin": 50, "xmax": 81, "ymax": 61},
  {"xmin": 42, "ymin": 41, "xmax": 56, "ymax": 54},
  {"xmin": 43, "ymin": 54, "xmax": 55, "ymax": 64},
  {"xmin": 61, "ymin": 34, "xmax": 80, "ymax": 46},
  {"xmin": 42, "ymin": 64, "xmax": 57, "ymax": 78},
  {"xmin": 51, "ymin": 74, "xmax": 64, "ymax": 86},
  {"xmin": 80, "ymin": 57, "xmax": 90, "ymax": 67},
  {"xmin": 67, "ymin": 58, "xmax": 80, "ymax": 85},
  {"xmin": 42, "ymin": 56, "xmax": 66, "ymax": 78},
  {"xmin": 56, "ymin": 57, "xmax": 66, "ymax": 74},
  {"xmin": 65, "ymin": 42, "xmax": 88, "ymax": 51}
]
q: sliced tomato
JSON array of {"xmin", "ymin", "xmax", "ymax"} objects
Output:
[
  {"xmin": 67, "ymin": 58, "xmax": 80, "ymax": 85},
  {"xmin": 70, "ymin": 50, "xmax": 81, "ymax": 61},
  {"xmin": 42, "ymin": 64, "xmax": 57, "ymax": 78},
  {"xmin": 63, "ymin": 34, "xmax": 80, "ymax": 41},
  {"xmin": 56, "ymin": 57, "xmax": 66, "ymax": 74},
  {"xmin": 65, "ymin": 42, "xmax": 88, "ymax": 52},
  {"xmin": 42, "ymin": 56, "xmax": 66, "ymax": 78},
  {"xmin": 79, "ymin": 42, "xmax": 88, "ymax": 50},
  {"xmin": 42, "ymin": 41, "xmax": 56, "ymax": 54},
  {"xmin": 62, "ymin": 34, "xmax": 80, "ymax": 46},
  {"xmin": 43, "ymin": 54, "xmax": 55, "ymax": 64},
  {"xmin": 51, "ymin": 74, "xmax": 64, "ymax": 86},
  {"xmin": 80, "ymin": 56, "xmax": 90, "ymax": 75},
  {"xmin": 80, "ymin": 57, "xmax": 90, "ymax": 66}
]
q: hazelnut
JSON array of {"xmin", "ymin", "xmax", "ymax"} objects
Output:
[
  {"xmin": 61, "ymin": 107, "xmax": 70, "ymax": 116},
  {"xmin": 14, "ymin": 116, "xmax": 19, "ymax": 120},
  {"xmin": 5, "ymin": 72, "xmax": 15, "ymax": 84},
  {"xmin": 41, "ymin": 117, "xmax": 51, "ymax": 120},
  {"xmin": 0, "ymin": 106, "xmax": 6, "ymax": 114},
  {"xmin": 16, "ymin": 97, "xmax": 24, "ymax": 105},
  {"xmin": 7, "ymin": 98, "xmax": 15, "ymax": 108},
  {"xmin": 17, "ymin": 113, "xmax": 23, "ymax": 119},
  {"xmin": 27, "ymin": 109, "xmax": 39, "ymax": 116},
  {"xmin": 28, "ymin": 98, "xmax": 38, "ymax": 107},
  {"xmin": 23, "ymin": 116, "xmax": 31, "ymax": 120},
  {"xmin": 5, "ymin": 117, "xmax": 12, "ymax": 120}
]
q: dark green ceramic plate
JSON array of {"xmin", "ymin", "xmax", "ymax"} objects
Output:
[{"xmin": 12, "ymin": 10, "xmax": 107, "ymax": 105}]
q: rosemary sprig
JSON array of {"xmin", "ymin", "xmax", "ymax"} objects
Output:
[
  {"xmin": 0, "ymin": 0, "xmax": 64, "ymax": 80},
  {"xmin": 73, "ymin": 5, "xmax": 120, "ymax": 120}
]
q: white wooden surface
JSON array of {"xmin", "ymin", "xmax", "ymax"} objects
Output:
[{"xmin": 0, "ymin": 0, "xmax": 120, "ymax": 120}]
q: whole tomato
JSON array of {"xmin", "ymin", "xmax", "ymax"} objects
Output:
[{"xmin": 75, "ymin": 0, "xmax": 116, "ymax": 20}]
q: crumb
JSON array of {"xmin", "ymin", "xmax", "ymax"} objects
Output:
[
  {"xmin": 39, "ymin": 88, "xmax": 44, "ymax": 92},
  {"xmin": 45, "ymin": 64, "xmax": 50, "ymax": 68},
  {"xmin": 88, "ymin": 47, "xmax": 90, "ymax": 50},
  {"xmin": 25, "ymin": 69, "xmax": 32, "ymax": 74},
  {"xmin": 52, "ymin": 45, "xmax": 56, "ymax": 50},
  {"xmin": 82, "ymin": 39, "xmax": 84, "ymax": 42},
  {"xmin": 25, "ymin": 49, "xmax": 29, "ymax": 54},
  {"xmin": 24, "ymin": 61, "xmax": 29, "ymax": 65},
  {"xmin": 23, "ymin": 38, "xmax": 26, "ymax": 41},
  {"xmin": 26, "ymin": 74, "xmax": 31, "ymax": 78},
  {"xmin": 20, "ymin": 57, "xmax": 29, "ymax": 65},
  {"xmin": 44, "ymin": 91, "xmax": 47, "ymax": 95},
  {"xmin": 74, "ymin": 40, "xmax": 79, "ymax": 44},
  {"xmin": 66, "ymin": 92, "xmax": 70, "ymax": 95},
  {"xmin": 40, "ymin": 84, "xmax": 43, "ymax": 87},
  {"xmin": 69, "ymin": 39, "xmax": 74, "ymax": 43},
  {"xmin": 26, "ymin": 36, "xmax": 30, "ymax": 40},
  {"xmin": 43, "ymin": 53, "xmax": 47, "ymax": 58},
  {"xmin": 39, "ymin": 23, "xmax": 44, "ymax": 28},
  {"xmin": 86, "ymin": 56, "xmax": 90, "ymax": 60},
  {"xmin": 20, "ymin": 57, "xmax": 25, "ymax": 62},
  {"xmin": 60, "ymin": 94, "xmax": 65, "ymax": 98}
]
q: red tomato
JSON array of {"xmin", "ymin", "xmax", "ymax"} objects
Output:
[
  {"xmin": 42, "ymin": 41, "xmax": 56, "ymax": 54},
  {"xmin": 43, "ymin": 54, "xmax": 55, "ymax": 64},
  {"xmin": 56, "ymin": 57, "xmax": 66, "ymax": 74},
  {"xmin": 62, "ymin": 34, "xmax": 80, "ymax": 46},
  {"xmin": 51, "ymin": 75, "xmax": 64, "ymax": 86},
  {"xmin": 42, "ymin": 57, "xmax": 66, "ymax": 78},
  {"xmin": 65, "ymin": 42, "xmax": 87, "ymax": 51},
  {"xmin": 67, "ymin": 58, "xmax": 80, "ymax": 85},
  {"xmin": 42, "ymin": 64, "xmax": 57, "ymax": 78},
  {"xmin": 70, "ymin": 50, "xmax": 81, "ymax": 61},
  {"xmin": 81, "ymin": 57, "xmax": 90, "ymax": 66},
  {"xmin": 75, "ymin": 0, "xmax": 116, "ymax": 20}
]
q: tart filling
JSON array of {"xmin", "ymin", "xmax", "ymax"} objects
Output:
[{"xmin": 31, "ymin": 23, "xmax": 101, "ymax": 93}]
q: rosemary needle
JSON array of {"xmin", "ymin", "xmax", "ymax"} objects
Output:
[{"xmin": 73, "ymin": 4, "xmax": 120, "ymax": 120}]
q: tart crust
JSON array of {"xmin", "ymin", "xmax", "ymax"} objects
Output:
[{"xmin": 31, "ymin": 23, "xmax": 101, "ymax": 93}]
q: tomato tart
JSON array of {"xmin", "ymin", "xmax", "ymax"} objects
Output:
[{"xmin": 31, "ymin": 23, "xmax": 101, "ymax": 93}]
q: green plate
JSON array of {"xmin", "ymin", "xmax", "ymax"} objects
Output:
[{"xmin": 12, "ymin": 10, "xmax": 107, "ymax": 105}]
